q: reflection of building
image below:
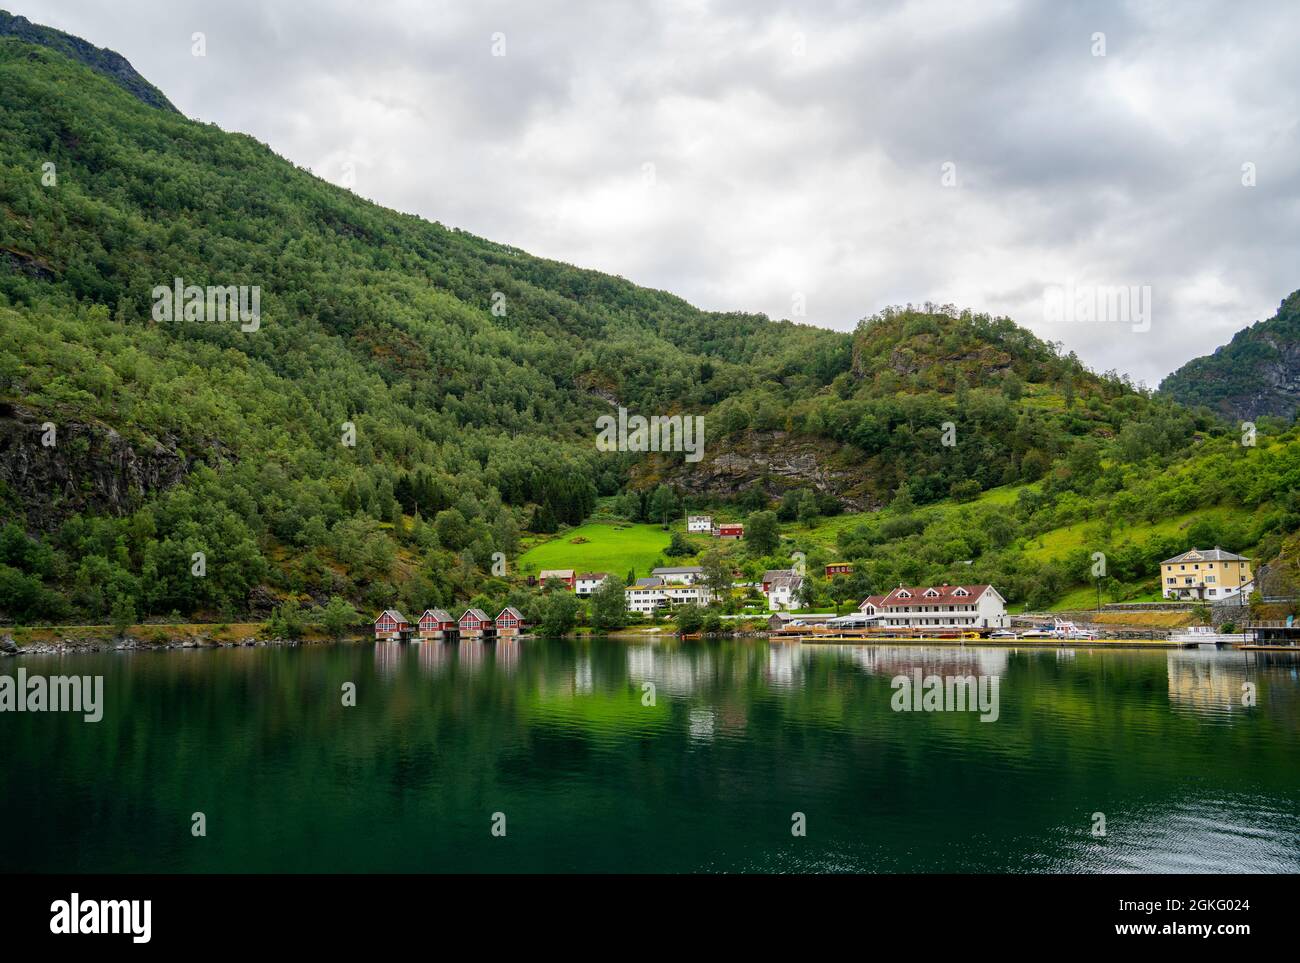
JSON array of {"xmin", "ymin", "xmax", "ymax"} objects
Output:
[
  {"xmin": 624, "ymin": 646, "xmax": 716, "ymax": 697},
  {"xmin": 836, "ymin": 644, "xmax": 1009, "ymax": 678},
  {"xmin": 458, "ymin": 639, "xmax": 485, "ymax": 672},
  {"xmin": 766, "ymin": 644, "xmax": 802, "ymax": 686},
  {"xmin": 627, "ymin": 645, "xmax": 655, "ymax": 679},
  {"xmin": 417, "ymin": 639, "xmax": 451, "ymax": 675},
  {"xmin": 1166, "ymin": 651, "xmax": 1251, "ymax": 713},
  {"xmin": 575, "ymin": 656, "xmax": 593, "ymax": 693},
  {"xmin": 374, "ymin": 640, "xmax": 404, "ymax": 676},
  {"xmin": 1161, "ymin": 547, "xmax": 1253, "ymax": 601},
  {"xmin": 494, "ymin": 638, "xmax": 520, "ymax": 674}
]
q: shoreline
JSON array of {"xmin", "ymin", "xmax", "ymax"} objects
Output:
[
  {"xmin": 6, "ymin": 630, "xmax": 1289, "ymax": 658},
  {"xmin": 1, "ymin": 632, "xmax": 366, "ymax": 657}
]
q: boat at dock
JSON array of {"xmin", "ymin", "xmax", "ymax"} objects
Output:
[{"xmin": 1168, "ymin": 625, "xmax": 1247, "ymax": 647}]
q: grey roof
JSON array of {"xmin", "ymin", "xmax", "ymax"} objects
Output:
[
  {"xmin": 1161, "ymin": 547, "xmax": 1250, "ymax": 565},
  {"xmin": 420, "ymin": 608, "xmax": 454, "ymax": 623},
  {"xmin": 651, "ymin": 566, "xmax": 703, "ymax": 575},
  {"xmin": 763, "ymin": 569, "xmax": 796, "ymax": 581},
  {"xmin": 633, "ymin": 577, "xmax": 665, "ymax": 588}
]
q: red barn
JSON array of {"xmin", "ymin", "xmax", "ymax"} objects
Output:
[
  {"xmin": 718, "ymin": 523, "xmax": 744, "ymax": 540},
  {"xmin": 458, "ymin": 607, "xmax": 494, "ymax": 640},
  {"xmin": 417, "ymin": 608, "xmax": 456, "ymax": 641},
  {"xmin": 374, "ymin": 609, "xmax": 411, "ymax": 641},
  {"xmin": 495, "ymin": 606, "xmax": 527, "ymax": 638},
  {"xmin": 826, "ymin": 563, "xmax": 853, "ymax": 577}
]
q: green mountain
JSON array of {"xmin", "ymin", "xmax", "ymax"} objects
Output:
[
  {"xmin": 1158, "ymin": 291, "xmax": 1300, "ymax": 422},
  {"xmin": 0, "ymin": 10, "xmax": 177, "ymax": 112},
  {"xmin": 0, "ymin": 20, "xmax": 1296, "ymax": 627}
]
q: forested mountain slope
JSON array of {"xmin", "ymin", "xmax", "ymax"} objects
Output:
[
  {"xmin": 0, "ymin": 22, "xmax": 1295, "ymax": 626},
  {"xmin": 0, "ymin": 30, "xmax": 843, "ymax": 622},
  {"xmin": 1159, "ymin": 291, "xmax": 1300, "ymax": 422}
]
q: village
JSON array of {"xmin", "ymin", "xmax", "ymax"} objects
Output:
[{"xmin": 374, "ymin": 513, "xmax": 1293, "ymax": 649}]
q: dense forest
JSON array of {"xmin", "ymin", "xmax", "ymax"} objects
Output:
[{"xmin": 1, "ymin": 29, "xmax": 1297, "ymax": 630}]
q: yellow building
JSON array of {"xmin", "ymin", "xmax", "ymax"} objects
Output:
[{"xmin": 1160, "ymin": 547, "xmax": 1253, "ymax": 602}]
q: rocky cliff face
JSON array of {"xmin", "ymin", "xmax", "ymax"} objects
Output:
[
  {"xmin": 630, "ymin": 429, "xmax": 875, "ymax": 511},
  {"xmin": 0, "ymin": 402, "xmax": 193, "ymax": 530},
  {"xmin": 1158, "ymin": 291, "xmax": 1300, "ymax": 422}
]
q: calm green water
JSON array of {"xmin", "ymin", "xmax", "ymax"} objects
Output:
[{"xmin": 3, "ymin": 638, "xmax": 1298, "ymax": 873}]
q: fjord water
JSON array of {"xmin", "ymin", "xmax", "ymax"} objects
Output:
[{"xmin": 3, "ymin": 639, "xmax": 1298, "ymax": 873}]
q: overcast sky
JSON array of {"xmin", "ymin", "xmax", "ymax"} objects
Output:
[{"xmin": 23, "ymin": 0, "xmax": 1300, "ymax": 385}]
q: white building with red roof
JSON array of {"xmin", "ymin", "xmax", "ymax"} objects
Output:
[
  {"xmin": 858, "ymin": 584, "xmax": 1007, "ymax": 630},
  {"xmin": 575, "ymin": 572, "xmax": 612, "ymax": 596}
]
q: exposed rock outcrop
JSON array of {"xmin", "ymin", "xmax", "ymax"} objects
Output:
[
  {"xmin": 1158, "ymin": 291, "xmax": 1300, "ymax": 421},
  {"xmin": 0, "ymin": 402, "xmax": 195, "ymax": 530},
  {"xmin": 631, "ymin": 429, "xmax": 875, "ymax": 511},
  {"xmin": 0, "ymin": 11, "xmax": 179, "ymax": 112}
]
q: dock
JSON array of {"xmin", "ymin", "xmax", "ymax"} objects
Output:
[{"xmin": 777, "ymin": 628, "xmax": 1190, "ymax": 648}]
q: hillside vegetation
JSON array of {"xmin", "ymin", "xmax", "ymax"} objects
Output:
[
  {"xmin": 1, "ymin": 24, "xmax": 1297, "ymax": 629},
  {"xmin": 1159, "ymin": 291, "xmax": 1300, "ymax": 422}
]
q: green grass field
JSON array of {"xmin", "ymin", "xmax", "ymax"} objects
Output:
[
  {"xmin": 1022, "ymin": 506, "xmax": 1248, "ymax": 562},
  {"xmin": 518, "ymin": 522, "xmax": 673, "ymax": 578}
]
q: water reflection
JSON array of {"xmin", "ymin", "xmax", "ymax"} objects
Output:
[{"xmin": 7, "ymin": 638, "xmax": 1297, "ymax": 872}]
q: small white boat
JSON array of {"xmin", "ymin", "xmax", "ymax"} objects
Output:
[
  {"xmin": 1169, "ymin": 625, "xmax": 1247, "ymax": 647},
  {"xmin": 1050, "ymin": 618, "xmax": 1098, "ymax": 641}
]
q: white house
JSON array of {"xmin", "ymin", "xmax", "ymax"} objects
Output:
[
  {"xmin": 575, "ymin": 572, "xmax": 612, "ymax": 596},
  {"xmin": 687, "ymin": 515, "xmax": 713, "ymax": 533},
  {"xmin": 650, "ymin": 565, "xmax": 704, "ymax": 585},
  {"xmin": 626, "ymin": 577, "xmax": 716, "ymax": 615},
  {"xmin": 858, "ymin": 584, "xmax": 1008, "ymax": 629},
  {"xmin": 766, "ymin": 575, "xmax": 803, "ymax": 611}
]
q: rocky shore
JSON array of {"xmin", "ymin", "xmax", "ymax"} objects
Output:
[{"xmin": 0, "ymin": 633, "xmax": 358, "ymax": 657}]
